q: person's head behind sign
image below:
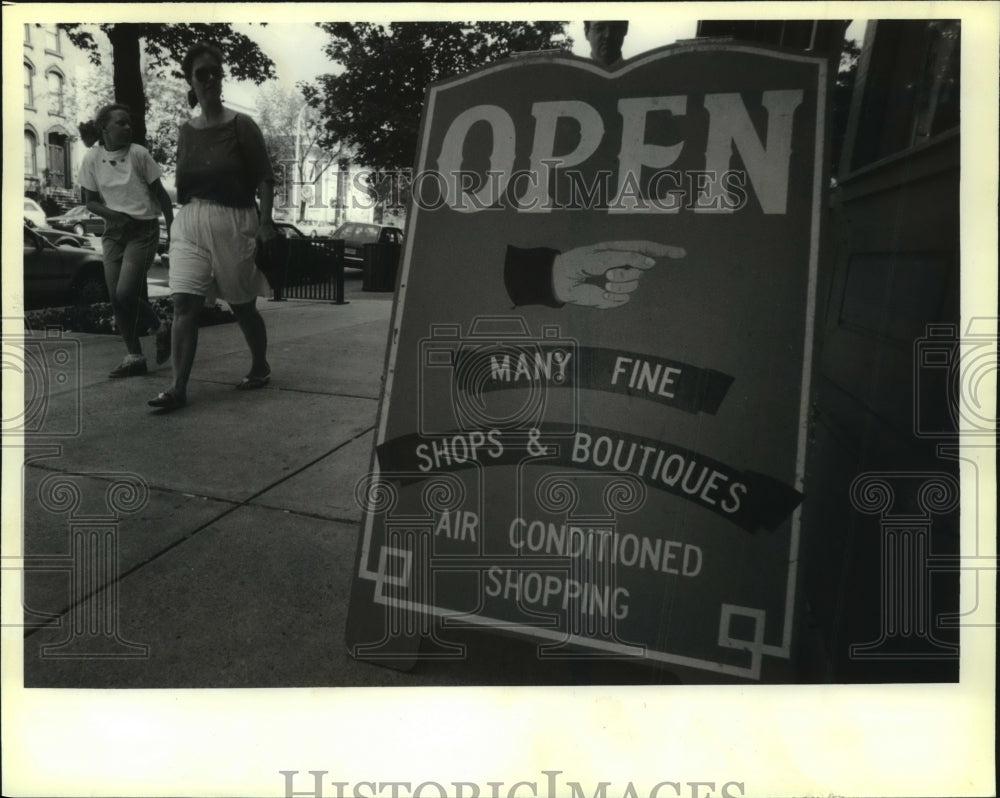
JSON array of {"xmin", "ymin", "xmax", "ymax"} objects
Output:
[{"xmin": 584, "ymin": 20, "xmax": 629, "ymax": 67}]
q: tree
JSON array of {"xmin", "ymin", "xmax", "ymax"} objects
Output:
[
  {"xmin": 65, "ymin": 54, "xmax": 114, "ymax": 136},
  {"xmin": 57, "ymin": 23, "xmax": 276, "ymax": 148},
  {"xmin": 70, "ymin": 46, "xmax": 190, "ymax": 171},
  {"xmin": 143, "ymin": 77, "xmax": 196, "ymax": 170},
  {"xmin": 255, "ymin": 85, "xmax": 344, "ymax": 221},
  {"xmin": 303, "ymin": 22, "xmax": 571, "ymax": 173}
]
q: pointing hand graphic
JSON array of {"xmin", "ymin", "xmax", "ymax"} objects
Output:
[{"xmin": 551, "ymin": 241, "xmax": 686, "ymax": 308}]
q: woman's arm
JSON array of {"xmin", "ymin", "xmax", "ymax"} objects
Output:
[
  {"xmin": 257, "ymin": 179, "xmax": 275, "ymax": 225},
  {"xmin": 235, "ymin": 113, "xmax": 277, "ymax": 244},
  {"xmin": 256, "ymin": 179, "xmax": 277, "ymax": 247},
  {"xmin": 149, "ymin": 179, "xmax": 174, "ymax": 244}
]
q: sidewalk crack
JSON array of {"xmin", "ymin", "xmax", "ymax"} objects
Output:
[{"xmin": 22, "ymin": 424, "xmax": 375, "ymax": 640}]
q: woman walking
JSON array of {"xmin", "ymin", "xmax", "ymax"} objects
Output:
[
  {"xmin": 148, "ymin": 41, "xmax": 277, "ymax": 412},
  {"xmin": 79, "ymin": 103, "xmax": 173, "ymax": 377}
]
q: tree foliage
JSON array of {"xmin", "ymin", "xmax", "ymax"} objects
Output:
[
  {"xmin": 143, "ymin": 78, "xmax": 195, "ymax": 170},
  {"xmin": 67, "ymin": 40, "xmax": 190, "ymax": 172},
  {"xmin": 58, "ymin": 23, "xmax": 276, "ymax": 148},
  {"xmin": 255, "ymin": 85, "xmax": 345, "ymax": 219},
  {"xmin": 303, "ymin": 22, "xmax": 571, "ymax": 172}
]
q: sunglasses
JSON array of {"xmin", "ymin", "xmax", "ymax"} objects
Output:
[{"xmin": 193, "ymin": 66, "xmax": 224, "ymax": 83}]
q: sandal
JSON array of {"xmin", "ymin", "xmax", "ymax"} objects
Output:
[
  {"xmin": 109, "ymin": 357, "xmax": 148, "ymax": 378},
  {"xmin": 155, "ymin": 322, "xmax": 172, "ymax": 365},
  {"xmin": 148, "ymin": 391, "xmax": 186, "ymax": 412},
  {"xmin": 236, "ymin": 372, "xmax": 271, "ymax": 390}
]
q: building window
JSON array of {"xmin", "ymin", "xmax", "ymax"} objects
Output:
[
  {"xmin": 47, "ymin": 70, "xmax": 65, "ymax": 116},
  {"xmin": 44, "ymin": 26, "xmax": 61, "ymax": 55},
  {"xmin": 24, "ymin": 61, "xmax": 34, "ymax": 108},
  {"xmin": 25, "ymin": 130, "xmax": 38, "ymax": 175}
]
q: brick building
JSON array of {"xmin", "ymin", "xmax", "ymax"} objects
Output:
[{"xmin": 22, "ymin": 23, "xmax": 91, "ymax": 214}]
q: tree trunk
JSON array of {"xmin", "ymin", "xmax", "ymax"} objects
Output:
[{"xmin": 108, "ymin": 24, "xmax": 147, "ymax": 148}]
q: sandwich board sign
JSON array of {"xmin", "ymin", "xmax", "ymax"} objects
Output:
[{"xmin": 346, "ymin": 42, "xmax": 827, "ymax": 681}]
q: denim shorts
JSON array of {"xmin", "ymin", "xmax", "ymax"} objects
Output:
[{"xmin": 101, "ymin": 217, "xmax": 160, "ymax": 277}]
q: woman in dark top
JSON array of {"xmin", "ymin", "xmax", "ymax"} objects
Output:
[{"xmin": 149, "ymin": 41, "xmax": 277, "ymax": 412}]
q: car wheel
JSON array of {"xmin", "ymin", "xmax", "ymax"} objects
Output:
[
  {"xmin": 73, "ymin": 224, "xmax": 86, "ymax": 235},
  {"xmin": 74, "ymin": 272, "xmax": 110, "ymax": 305}
]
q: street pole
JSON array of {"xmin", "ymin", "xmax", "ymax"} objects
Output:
[{"xmin": 295, "ymin": 105, "xmax": 307, "ymax": 221}]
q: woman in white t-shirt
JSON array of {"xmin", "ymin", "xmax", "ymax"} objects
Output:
[{"xmin": 79, "ymin": 103, "xmax": 174, "ymax": 378}]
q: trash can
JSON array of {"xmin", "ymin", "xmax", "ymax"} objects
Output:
[{"xmin": 362, "ymin": 242, "xmax": 402, "ymax": 292}]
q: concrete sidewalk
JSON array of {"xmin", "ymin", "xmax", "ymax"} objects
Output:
[{"xmin": 18, "ymin": 294, "xmax": 678, "ymax": 687}]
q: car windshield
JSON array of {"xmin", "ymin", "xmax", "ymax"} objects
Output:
[{"xmin": 64, "ymin": 206, "xmax": 88, "ymax": 218}]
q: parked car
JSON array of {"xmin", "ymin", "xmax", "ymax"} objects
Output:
[
  {"xmin": 23, "ymin": 224, "xmax": 108, "ymax": 309},
  {"xmin": 298, "ymin": 219, "xmax": 340, "ymax": 239},
  {"xmin": 46, "ymin": 204, "xmax": 106, "ymax": 236},
  {"xmin": 46, "ymin": 204, "xmax": 172, "ymax": 258},
  {"xmin": 273, "ymin": 222, "xmax": 308, "ymax": 239},
  {"xmin": 24, "ymin": 198, "xmax": 47, "ymax": 228},
  {"xmin": 24, "ymin": 218, "xmax": 95, "ymax": 250},
  {"xmin": 330, "ymin": 222, "xmax": 404, "ymax": 268}
]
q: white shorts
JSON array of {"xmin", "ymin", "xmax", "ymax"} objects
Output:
[{"xmin": 169, "ymin": 199, "xmax": 269, "ymax": 304}]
